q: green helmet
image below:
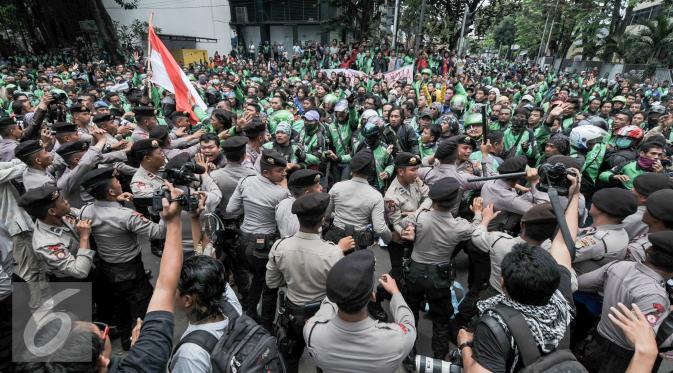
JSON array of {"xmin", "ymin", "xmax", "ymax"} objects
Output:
[
  {"xmin": 611, "ymin": 95, "xmax": 627, "ymax": 104},
  {"xmin": 464, "ymin": 113, "xmax": 483, "ymax": 127},
  {"xmin": 323, "ymin": 94, "xmax": 338, "ymax": 104},
  {"xmin": 421, "ymin": 68, "xmax": 432, "ymax": 75},
  {"xmin": 269, "ymin": 110, "xmax": 294, "ymax": 126},
  {"xmin": 450, "ymin": 94, "xmax": 468, "ymax": 112}
]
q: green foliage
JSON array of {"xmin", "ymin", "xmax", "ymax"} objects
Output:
[
  {"xmin": 114, "ymin": 20, "xmax": 161, "ymax": 49},
  {"xmin": 112, "ymin": 0, "xmax": 139, "ymax": 10},
  {"xmin": 638, "ymin": 15, "xmax": 673, "ymax": 64},
  {"xmin": 0, "ymin": 4, "xmax": 21, "ymax": 32},
  {"xmin": 492, "ymin": 16, "xmax": 516, "ymax": 47}
]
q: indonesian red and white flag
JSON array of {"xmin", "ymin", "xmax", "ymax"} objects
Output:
[{"xmin": 148, "ymin": 20, "xmax": 206, "ymax": 122}]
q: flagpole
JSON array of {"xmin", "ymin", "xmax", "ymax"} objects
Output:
[{"xmin": 146, "ymin": 12, "xmax": 154, "ymax": 91}]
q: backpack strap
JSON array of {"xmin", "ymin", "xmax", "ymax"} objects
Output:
[
  {"xmin": 172, "ymin": 330, "xmax": 219, "ymax": 356},
  {"xmin": 491, "ymin": 304, "xmax": 541, "ymax": 367}
]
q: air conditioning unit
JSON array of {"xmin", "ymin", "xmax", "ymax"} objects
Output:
[{"xmin": 235, "ymin": 7, "xmax": 248, "ymax": 22}]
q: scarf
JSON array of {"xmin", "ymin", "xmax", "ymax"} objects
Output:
[{"xmin": 477, "ymin": 290, "xmax": 572, "ymax": 354}]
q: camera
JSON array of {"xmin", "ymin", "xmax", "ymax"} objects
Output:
[
  {"xmin": 415, "ymin": 352, "xmax": 463, "ymax": 373},
  {"xmin": 152, "ymin": 161, "xmax": 205, "ymax": 212},
  {"xmin": 537, "ymin": 162, "xmax": 577, "ymax": 196}
]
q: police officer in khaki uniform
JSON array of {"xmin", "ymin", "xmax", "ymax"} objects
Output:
[
  {"xmin": 130, "ymin": 106, "xmax": 158, "ymax": 142},
  {"xmin": 275, "ymin": 169, "xmax": 323, "ymax": 237},
  {"xmin": 418, "ymin": 139, "xmax": 488, "ymax": 190},
  {"xmin": 623, "ymin": 173, "xmax": 673, "ymax": 241},
  {"xmin": 79, "ymin": 167, "xmax": 166, "ymax": 350},
  {"xmin": 15, "ymin": 139, "xmax": 56, "ymax": 190},
  {"xmin": 266, "ymin": 193, "xmax": 352, "ymax": 372},
  {"xmin": 18, "ymin": 185, "xmax": 95, "ymax": 281},
  {"xmin": 384, "ymin": 152, "xmax": 431, "ymax": 281},
  {"xmin": 226, "ymin": 148, "xmax": 291, "ymax": 331},
  {"xmin": 573, "ymin": 188, "xmax": 637, "ymax": 275},
  {"xmin": 210, "ymin": 136, "xmax": 257, "ymax": 300},
  {"xmin": 403, "ymin": 177, "xmax": 482, "ymax": 359},
  {"xmin": 303, "ymin": 249, "xmax": 416, "ymax": 373},
  {"xmin": 149, "ymin": 125, "xmax": 199, "ymax": 161},
  {"xmin": 578, "ymin": 230, "xmax": 673, "ymax": 372},
  {"xmin": 627, "ymin": 189, "xmax": 673, "ymax": 262}
]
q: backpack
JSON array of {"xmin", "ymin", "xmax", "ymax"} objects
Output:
[
  {"xmin": 481, "ymin": 304, "xmax": 587, "ymax": 373},
  {"xmin": 172, "ymin": 302, "xmax": 286, "ymax": 373}
]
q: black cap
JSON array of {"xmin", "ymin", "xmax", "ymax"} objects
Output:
[
  {"xmin": 449, "ymin": 135, "xmax": 477, "ymax": 148},
  {"xmin": 326, "ymin": 249, "xmax": 375, "ymax": 309},
  {"xmin": 291, "ymin": 192, "xmax": 330, "ymax": 216},
  {"xmin": 634, "ymin": 173, "xmax": 673, "ymax": 197},
  {"xmin": 288, "ymin": 169, "xmax": 321, "ymax": 187},
  {"xmin": 92, "ymin": 113, "xmax": 112, "ymax": 124},
  {"xmin": 428, "ymin": 177, "xmax": 460, "ymax": 201},
  {"xmin": 18, "ymin": 184, "xmax": 60, "ymax": 209},
  {"xmin": 350, "ymin": 149, "xmax": 374, "ymax": 173},
  {"xmin": 56, "ymin": 140, "xmax": 89, "ymax": 157},
  {"xmin": 52, "ymin": 122, "xmax": 78, "ymax": 134},
  {"xmin": 521, "ymin": 203, "xmax": 557, "ymax": 223},
  {"xmin": 149, "ymin": 125, "xmax": 169, "ymax": 140},
  {"xmin": 395, "ymin": 152, "xmax": 420, "ymax": 168},
  {"xmin": 646, "ymin": 189, "xmax": 673, "ymax": 223},
  {"xmin": 592, "ymin": 187, "xmax": 638, "ymax": 219},
  {"xmin": 434, "ymin": 140, "xmax": 458, "ymax": 160},
  {"xmin": 131, "ymin": 139, "xmax": 161, "ymax": 154},
  {"xmin": 221, "ymin": 136, "xmax": 248, "ymax": 152},
  {"xmin": 499, "ymin": 156, "xmax": 528, "ymax": 174},
  {"xmin": 545, "ymin": 155, "xmax": 582, "ymax": 170},
  {"xmin": 14, "ymin": 140, "xmax": 43, "ymax": 158},
  {"xmin": 648, "ymin": 231, "xmax": 673, "ymax": 264},
  {"xmin": 82, "ymin": 168, "xmax": 118, "ymax": 191},
  {"xmin": 69, "ymin": 103, "xmax": 89, "ymax": 113},
  {"xmin": 243, "ymin": 118, "xmax": 266, "ymax": 137},
  {"xmin": 0, "ymin": 116, "xmax": 16, "ymax": 127},
  {"xmin": 133, "ymin": 106, "xmax": 156, "ymax": 117},
  {"xmin": 260, "ymin": 149, "xmax": 287, "ymax": 167}
]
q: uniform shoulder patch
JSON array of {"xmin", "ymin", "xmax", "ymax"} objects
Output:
[
  {"xmin": 646, "ymin": 303, "xmax": 666, "ymax": 326},
  {"xmin": 46, "ymin": 244, "xmax": 68, "ymax": 261},
  {"xmin": 131, "ymin": 211, "xmax": 149, "ymax": 222},
  {"xmin": 399, "ymin": 323, "xmax": 409, "ymax": 334},
  {"xmin": 384, "ymin": 199, "xmax": 397, "ymax": 212}
]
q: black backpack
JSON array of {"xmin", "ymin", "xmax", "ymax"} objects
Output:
[
  {"xmin": 172, "ymin": 302, "xmax": 286, "ymax": 373},
  {"xmin": 481, "ymin": 304, "xmax": 587, "ymax": 373}
]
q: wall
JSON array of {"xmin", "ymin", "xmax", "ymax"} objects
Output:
[
  {"xmin": 270, "ymin": 25, "xmax": 294, "ymax": 57},
  {"xmin": 103, "ymin": 0, "xmax": 234, "ymax": 57}
]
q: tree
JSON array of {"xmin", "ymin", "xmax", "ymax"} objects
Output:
[
  {"xmin": 328, "ymin": 0, "xmax": 381, "ymax": 40},
  {"xmin": 492, "ymin": 16, "xmax": 516, "ymax": 58},
  {"xmin": 639, "ymin": 15, "xmax": 673, "ymax": 65},
  {"xmin": 115, "ymin": 19, "xmax": 162, "ymax": 50}
]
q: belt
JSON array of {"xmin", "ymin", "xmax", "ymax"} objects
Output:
[
  {"xmin": 286, "ymin": 299, "xmax": 322, "ymax": 317},
  {"xmin": 409, "ymin": 260, "xmax": 449, "ymax": 271}
]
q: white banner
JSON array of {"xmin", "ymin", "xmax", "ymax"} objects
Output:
[
  {"xmin": 383, "ymin": 65, "xmax": 414, "ymax": 85},
  {"xmin": 321, "ymin": 68, "xmax": 362, "ymax": 79}
]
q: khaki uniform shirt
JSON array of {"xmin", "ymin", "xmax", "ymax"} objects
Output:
[
  {"xmin": 411, "ymin": 209, "xmax": 481, "ymax": 264},
  {"xmin": 210, "ymin": 163, "xmax": 257, "ymax": 219},
  {"xmin": 383, "ymin": 177, "xmax": 431, "ymax": 240},
  {"xmin": 32, "ymin": 219, "xmax": 94, "ymax": 279},
  {"xmin": 573, "ymin": 224, "xmax": 629, "ymax": 275},
  {"xmin": 622, "ymin": 206, "xmax": 648, "ymax": 241},
  {"xmin": 275, "ymin": 197, "xmax": 299, "ymax": 237},
  {"xmin": 225, "ymin": 174, "xmax": 290, "ymax": 234},
  {"xmin": 481, "ymin": 179, "xmax": 547, "ymax": 216}
]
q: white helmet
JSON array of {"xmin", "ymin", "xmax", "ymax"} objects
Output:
[{"xmin": 569, "ymin": 125, "xmax": 607, "ymax": 151}]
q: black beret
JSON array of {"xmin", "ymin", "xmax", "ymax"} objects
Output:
[
  {"xmin": 133, "ymin": 106, "xmax": 156, "ymax": 117},
  {"xmin": 221, "ymin": 136, "xmax": 248, "ymax": 152},
  {"xmin": 260, "ymin": 149, "xmax": 287, "ymax": 167},
  {"xmin": 243, "ymin": 119, "xmax": 266, "ymax": 137},
  {"xmin": 593, "ymin": 187, "xmax": 638, "ymax": 219},
  {"xmin": 428, "ymin": 177, "xmax": 460, "ymax": 202},
  {"xmin": 288, "ymin": 169, "xmax": 321, "ymax": 187},
  {"xmin": 634, "ymin": 173, "xmax": 673, "ymax": 197},
  {"xmin": 434, "ymin": 140, "xmax": 458, "ymax": 160},
  {"xmin": 69, "ymin": 103, "xmax": 89, "ymax": 113},
  {"xmin": 82, "ymin": 167, "xmax": 118, "ymax": 191},
  {"xmin": 395, "ymin": 152, "xmax": 420, "ymax": 168},
  {"xmin": 149, "ymin": 125, "xmax": 169, "ymax": 140},
  {"xmin": 0, "ymin": 116, "xmax": 16, "ymax": 127},
  {"xmin": 649, "ymin": 231, "xmax": 673, "ymax": 260},
  {"xmin": 545, "ymin": 155, "xmax": 582, "ymax": 170},
  {"xmin": 521, "ymin": 203, "xmax": 557, "ymax": 223},
  {"xmin": 326, "ymin": 249, "xmax": 375, "ymax": 309},
  {"xmin": 14, "ymin": 140, "xmax": 43, "ymax": 158},
  {"xmin": 350, "ymin": 149, "xmax": 374, "ymax": 173},
  {"xmin": 56, "ymin": 140, "xmax": 89, "ymax": 157},
  {"xmin": 646, "ymin": 189, "xmax": 673, "ymax": 223},
  {"xmin": 52, "ymin": 122, "xmax": 78, "ymax": 134},
  {"xmin": 131, "ymin": 139, "xmax": 161, "ymax": 154},
  {"xmin": 291, "ymin": 192, "xmax": 330, "ymax": 216},
  {"xmin": 499, "ymin": 155, "xmax": 528, "ymax": 174},
  {"xmin": 92, "ymin": 113, "xmax": 112, "ymax": 124},
  {"xmin": 449, "ymin": 135, "xmax": 477, "ymax": 148},
  {"xmin": 19, "ymin": 184, "xmax": 60, "ymax": 209}
]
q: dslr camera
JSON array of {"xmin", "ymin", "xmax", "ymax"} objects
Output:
[
  {"xmin": 537, "ymin": 162, "xmax": 577, "ymax": 196},
  {"xmin": 152, "ymin": 161, "xmax": 205, "ymax": 212}
]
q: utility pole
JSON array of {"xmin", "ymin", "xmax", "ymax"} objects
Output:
[
  {"xmin": 392, "ymin": 0, "xmax": 401, "ymax": 51},
  {"xmin": 537, "ymin": 14, "xmax": 550, "ymax": 62},
  {"xmin": 457, "ymin": 7, "xmax": 468, "ymax": 57},
  {"xmin": 414, "ymin": 0, "xmax": 427, "ymax": 51}
]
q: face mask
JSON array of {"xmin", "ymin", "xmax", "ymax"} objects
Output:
[
  {"xmin": 637, "ymin": 156, "xmax": 656, "ymax": 170},
  {"xmin": 614, "ymin": 137, "xmax": 632, "ymax": 149}
]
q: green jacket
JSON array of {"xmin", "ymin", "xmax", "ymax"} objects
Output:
[{"xmin": 598, "ymin": 160, "xmax": 648, "ymax": 190}]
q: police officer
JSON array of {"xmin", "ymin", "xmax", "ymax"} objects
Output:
[
  {"xmin": 266, "ymin": 193, "xmax": 353, "ymax": 372},
  {"xmin": 210, "ymin": 136, "xmax": 257, "ymax": 300},
  {"xmin": 130, "ymin": 106, "xmax": 158, "ymax": 141},
  {"xmin": 578, "ymin": 230, "xmax": 673, "ymax": 372},
  {"xmin": 573, "ymin": 187, "xmax": 636, "ymax": 275},
  {"xmin": 623, "ymin": 173, "xmax": 673, "ymax": 240},
  {"xmin": 18, "ymin": 185, "xmax": 94, "ymax": 281},
  {"xmin": 225, "ymin": 148, "xmax": 291, "ymax": 331},
  {"xmin": 404, "ymin": 177, "xmax": 483, "ymax": 359},
  {"xmin": 276, "ymin": 169, "xmax": 323, "ymax": 237},
  {"xmin": 0, "ymin": 116, "xmax": 21, "ymax": 162},
  {"xmin": 325, "ymin": 149, "xmax": 392, "ymax": 249},
  {"xmin": 303, "ymin": 249, "xmax": 416, "ymax": 372},
  {"xmin": 418, "ymin": 139, "xmax": 487, "ymax": 191},
  {"xmin": 149, "ymin": 125, "xmax": 199, "ymax": 160},
  {"xmin": 628, "ymin": 189, "xmax": 673, "ymax": 262},
  {"xmin": 384, "ymin": 152, "xmax": 431, "ymax": 281},
  {"xmin": 79, "ymin": 167, "xmax": 165, "ymax": 350},
  {"xmin": 15, "ymin": 139, "xmax": 56, "ymax": 190}
]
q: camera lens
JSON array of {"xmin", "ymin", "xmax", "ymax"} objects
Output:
[{"xmin": 415, "ymin": 355, "xmax": 457, "ymax": 373}]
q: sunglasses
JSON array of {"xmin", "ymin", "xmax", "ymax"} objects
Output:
[{"xmin": 93, "ymin": 322, "xmax": 109, "ymax": 341}]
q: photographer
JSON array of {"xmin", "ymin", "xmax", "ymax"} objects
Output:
[{"xmin": 458, "ymin": 169, "xmax": 580, "ymax": 373}]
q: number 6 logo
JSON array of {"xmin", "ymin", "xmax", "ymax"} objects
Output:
[{"xmin": 23, "ymin": 288, "xmax": 80, "ymax": 357}]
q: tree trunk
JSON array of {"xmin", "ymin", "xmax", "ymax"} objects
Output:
[{"xmin": 90, "ymin": 0, "xmax": 123, "ymax": 64}]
